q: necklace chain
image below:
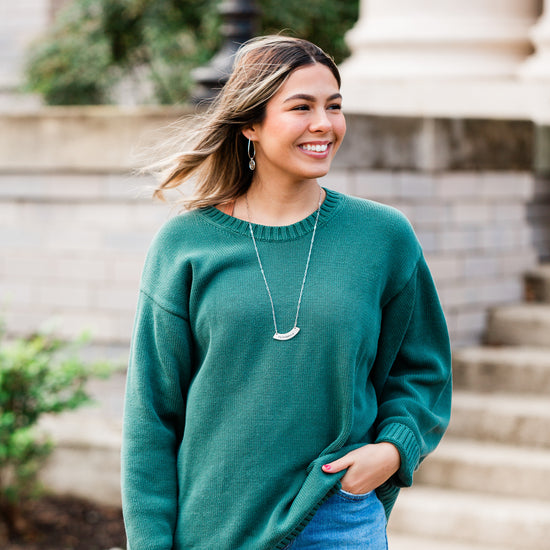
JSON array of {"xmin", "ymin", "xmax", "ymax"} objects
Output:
[{"xmin": 246, "ymin": 187, "xmax": 322, "ymax": 341}]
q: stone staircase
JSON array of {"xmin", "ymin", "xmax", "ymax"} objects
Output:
[{"xmin": 388, "ymin": 265, "xmax": 550, "ymax": 550}]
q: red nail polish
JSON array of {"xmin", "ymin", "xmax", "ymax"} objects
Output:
[{"xmin": 323, "ymin": 464, "xmax": 331, "ymax": 471}]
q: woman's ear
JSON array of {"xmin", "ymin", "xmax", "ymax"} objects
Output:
[{"xmin": 241, "ymin": 126, "xmax": 256, "ymax": 141}]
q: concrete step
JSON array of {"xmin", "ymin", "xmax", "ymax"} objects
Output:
[
  {"xmin": 525, "ymin": 264, "xmax": 550, "ymax": 303},
  {"xmin": 452, "ymin": 346, "xmax": 550, "ymax": 394},
  {"xmin": 415, "ymin": 437, "xmax": 550, "ymax": 500},
  {"xmin": 486, "ymin": 303, "xmax": 550, "ymax": 347},
  {"xmin": 389, "ymin": 487, "xmax": 550, "ymax": 550},
  {"xmin": 388, "ymin": 533, "xmax": 514, "ymax": 550},
  {"xmin": 448, "ymin": 390, "xmax": 550, "ymax": 448},
  {"xmin": 39, "ymin": 410, "xmax": 122, "ymax": 507},
  {"xmin": 38, "ymin": 371, "xmax": 125, "ymax": 507}
]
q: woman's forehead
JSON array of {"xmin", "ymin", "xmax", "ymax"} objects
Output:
[{"xmin": 272, "ymin": 64, "xmax": 341, "ymax": 102}]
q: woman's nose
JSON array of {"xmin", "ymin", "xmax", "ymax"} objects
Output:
[{"xmin": 310, "ymin": 108, "xmax": 331, "ymax": 132}]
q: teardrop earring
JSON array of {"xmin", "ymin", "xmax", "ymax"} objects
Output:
[{"xmin": 248, "ymin": 139, "xmax": 256, "ymax": 171}]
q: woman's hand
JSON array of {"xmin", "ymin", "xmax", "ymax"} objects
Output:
[{"xmin": 322, "ymin": 442, "xmax": 401, "ymax": 494}]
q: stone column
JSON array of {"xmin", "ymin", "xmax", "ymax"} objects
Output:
[
  {"xmin": 520, "ymin": 0, "xmax": 550, "ymax": 123},
  {"xmin": 520, "ymin": 1, "xmax": 550, "ymax": 261},
  {"xmin": 339, "ymin": 0, "xmax": 541, "ymax": 118}
]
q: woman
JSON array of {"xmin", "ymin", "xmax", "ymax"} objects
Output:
[{"xmin": 121, "ymin": 35, "xmax": 452, "ymax": 550}]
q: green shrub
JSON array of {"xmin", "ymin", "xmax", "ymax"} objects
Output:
[
  {"xmin": 0, "ymin": 328, "xmax": 111, "ymax": 539},
  {"xmin": 24, "ymin": 0, "xmax": 359, "ymax": 105},
  {"xmin": 24, "ymin": 0, "xmax": 222, "ymax": 105},
  {"xmin": 25, "ymin": 0, "xmax": 114, "ymax": 105}
]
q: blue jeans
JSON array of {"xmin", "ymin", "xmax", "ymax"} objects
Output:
[{"xmin": 284, "ymin": 490, "xmax": 388, "ymax": 549}]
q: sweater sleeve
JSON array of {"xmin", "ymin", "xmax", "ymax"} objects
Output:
[
  {"xmin": 121, "ymin": 290, "xmax": 193, "ymax": 550},
  {"xmin": 372, "ymin": 254, "xmax": 452, "ymax": 488}
]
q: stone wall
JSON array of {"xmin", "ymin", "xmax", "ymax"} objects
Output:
[
  {"xmin": 531, "ymin": 125, "xmax": 550, "ymax": 262},
  {"xmin": 324, "ymin": 116, "xmax": 539, "ymax": 347},
  {"xmin": 0, "ymin": 107, "xmax": 187, "ymax": 344},
  {"xmin": 0, "ymin": 108, "xmax": 541, "ymax": 348}
]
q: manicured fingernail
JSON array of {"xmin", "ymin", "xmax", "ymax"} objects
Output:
[{"xmin": 322, "ymin": 464, "xmax": 331, "ymax": 471}]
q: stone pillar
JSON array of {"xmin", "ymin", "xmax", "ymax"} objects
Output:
[
  {"xmin": 520, "ymin": 0, "xmax": 550, "ymax": 123},
  {"xmin": 339, "ymin": 0, "xmax": 541, "ymax": 118},
  {"xmin": 520, "ymin": 1, "xmax": 550, "ymax": 261}
]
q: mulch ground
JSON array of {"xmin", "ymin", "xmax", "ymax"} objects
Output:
[{"xmin": 1, "ymin": 494, "xmax": 126, "ymax": 550}]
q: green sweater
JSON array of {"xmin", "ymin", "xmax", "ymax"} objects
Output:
[{"xmin": 121, "ymin": 188, "xmax": 452, "ymax": 550}]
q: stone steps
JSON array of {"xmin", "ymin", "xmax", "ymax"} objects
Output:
[
  {"xmin": 388, "ymin": 533, "xmax": 515, "ymax": 550},
  {"xmin": 414, "ymin": 437, "xmax": 550, "ymax": 500},
  {"xmin": 486, "ymin": 303, "xmax": 550, "ymax": 347},
  {"xmin": 448, "ymin": 390, "xmax": 550, "ymax": 447},
  {"xmin": 452, "ymin": 345, "xmax": 550, "ymax": 394},
  {"xmin": 389, "ymin": 487, "xmax": 550, "ymax": 550},
  {"xmin": 390, "ymin": 266, "xmax": 550, "ymax": 548}
]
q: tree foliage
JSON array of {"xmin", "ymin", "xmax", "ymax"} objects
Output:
[
  {"xmin": 260, "ymin": 0, "xmax": 359, "ymax": 67},
  {"xmin": 0, "ymin": 328, "xmax": 111, "ymax": 539},
  {"xmin": 24, "ymin": 0, "xmax": 359, "ymax": 105}
]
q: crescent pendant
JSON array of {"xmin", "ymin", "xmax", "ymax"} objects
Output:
[
  {"xmin": 273, "ymin": 327, "xmax": 300, "ymax": 341},
  {"xmin": 247, "ymin": 186, "xmax": 322, "ymax": 343}
]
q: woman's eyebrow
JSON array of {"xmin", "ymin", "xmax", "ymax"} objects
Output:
[{"xmin": 283, "ymin": 93, "xmax": 342, "ymax": 103}]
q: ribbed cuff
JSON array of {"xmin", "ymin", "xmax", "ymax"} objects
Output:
[{"xmin": 375, "ymin": 423, "xmax": 420, "ymax": 487}]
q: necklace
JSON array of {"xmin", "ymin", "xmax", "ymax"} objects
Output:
[{"xmin": 246, "ymin": 187, "xmax": 322, "ymax": 341}]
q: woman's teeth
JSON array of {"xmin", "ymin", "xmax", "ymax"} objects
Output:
[{"xmin": 301, "ymin": 144, "xmax": 328, "ymax": 152}]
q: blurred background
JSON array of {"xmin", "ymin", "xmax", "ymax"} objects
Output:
[{"xmin": 1, "ymin": 1, "xmax": 549, "ymax": 549}]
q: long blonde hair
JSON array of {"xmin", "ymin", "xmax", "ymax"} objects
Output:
[{"xmin": 152, "ymin": 35, "xmax": 341, "ymax": 210}]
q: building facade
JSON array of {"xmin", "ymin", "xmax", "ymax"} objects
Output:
[{"xmin": 1, "ymin": 1, "xmax": 550, "ymax": 347}]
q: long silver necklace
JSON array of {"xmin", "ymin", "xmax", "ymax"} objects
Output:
[{"xmin": 246, "ymin": 187, "xmax": 322, "ymax": 341}]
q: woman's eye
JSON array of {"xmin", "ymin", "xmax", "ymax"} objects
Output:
[
  {"xmin": 292, "ymin": 105, "xmax": 310, "ymax": 111},
  {"xmin": 328, "ymin": 103, "xmax": 342, "ymax": 110}
]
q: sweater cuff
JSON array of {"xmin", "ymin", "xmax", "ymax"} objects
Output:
[{"xmin": 375, "ymin": 423, "xmax": 420, "ymax": 487}]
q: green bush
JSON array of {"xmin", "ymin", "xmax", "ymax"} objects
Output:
[
  {"xmin": 25, "ymin": 0, "xmax": 114, "ymax": 105},
  {"xmin": 0, "ymin": 328, "xmax": 111, "ymax": 539},
  {"xmin": 24, "ymin": 0, "xmax": 359, "ymax": 105}
]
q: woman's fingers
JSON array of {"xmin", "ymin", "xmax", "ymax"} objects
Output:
[
  {"xmin": 322, "ymin": 443, "xmax": 401, "ymax": 494},
  {"xmin": 322, "ymin": 454, "xmax": 353, "ymax": 473}
]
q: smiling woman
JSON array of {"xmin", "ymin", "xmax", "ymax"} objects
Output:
[
  {"xmin": 121, "ymin": 35, "xmax": 452, "ymax": 550},
  {"xmin": 240, "ymin": 63, "xmax": 346, "ymax": 213}
]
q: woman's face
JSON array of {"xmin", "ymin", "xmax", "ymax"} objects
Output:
[{"xmin": 244, "ymin": 63, "xmax": 346, "ymax": 187}]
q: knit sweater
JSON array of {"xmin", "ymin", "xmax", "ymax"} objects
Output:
[{"xmin": 121, "ymin": 188, "xmax": 452, "ymax": 550}]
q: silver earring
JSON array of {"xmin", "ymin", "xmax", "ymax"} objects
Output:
[{"xmin": 248, "ymin": 139, "xmax": 256, "ymax": 171}]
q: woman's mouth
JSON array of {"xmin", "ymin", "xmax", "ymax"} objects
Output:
[{"xmin": 299, "ymin": 142, "xmax": 330, "ymax": 155}]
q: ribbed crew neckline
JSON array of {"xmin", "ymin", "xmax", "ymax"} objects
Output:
[{"xmin": 199, "ymin": 187, "xmax": 342, "ymax": 241}]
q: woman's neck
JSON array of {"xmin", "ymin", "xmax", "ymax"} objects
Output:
[{"xmin": 235, "ymin": 179, "xmax": 324, "ymax": 227}]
